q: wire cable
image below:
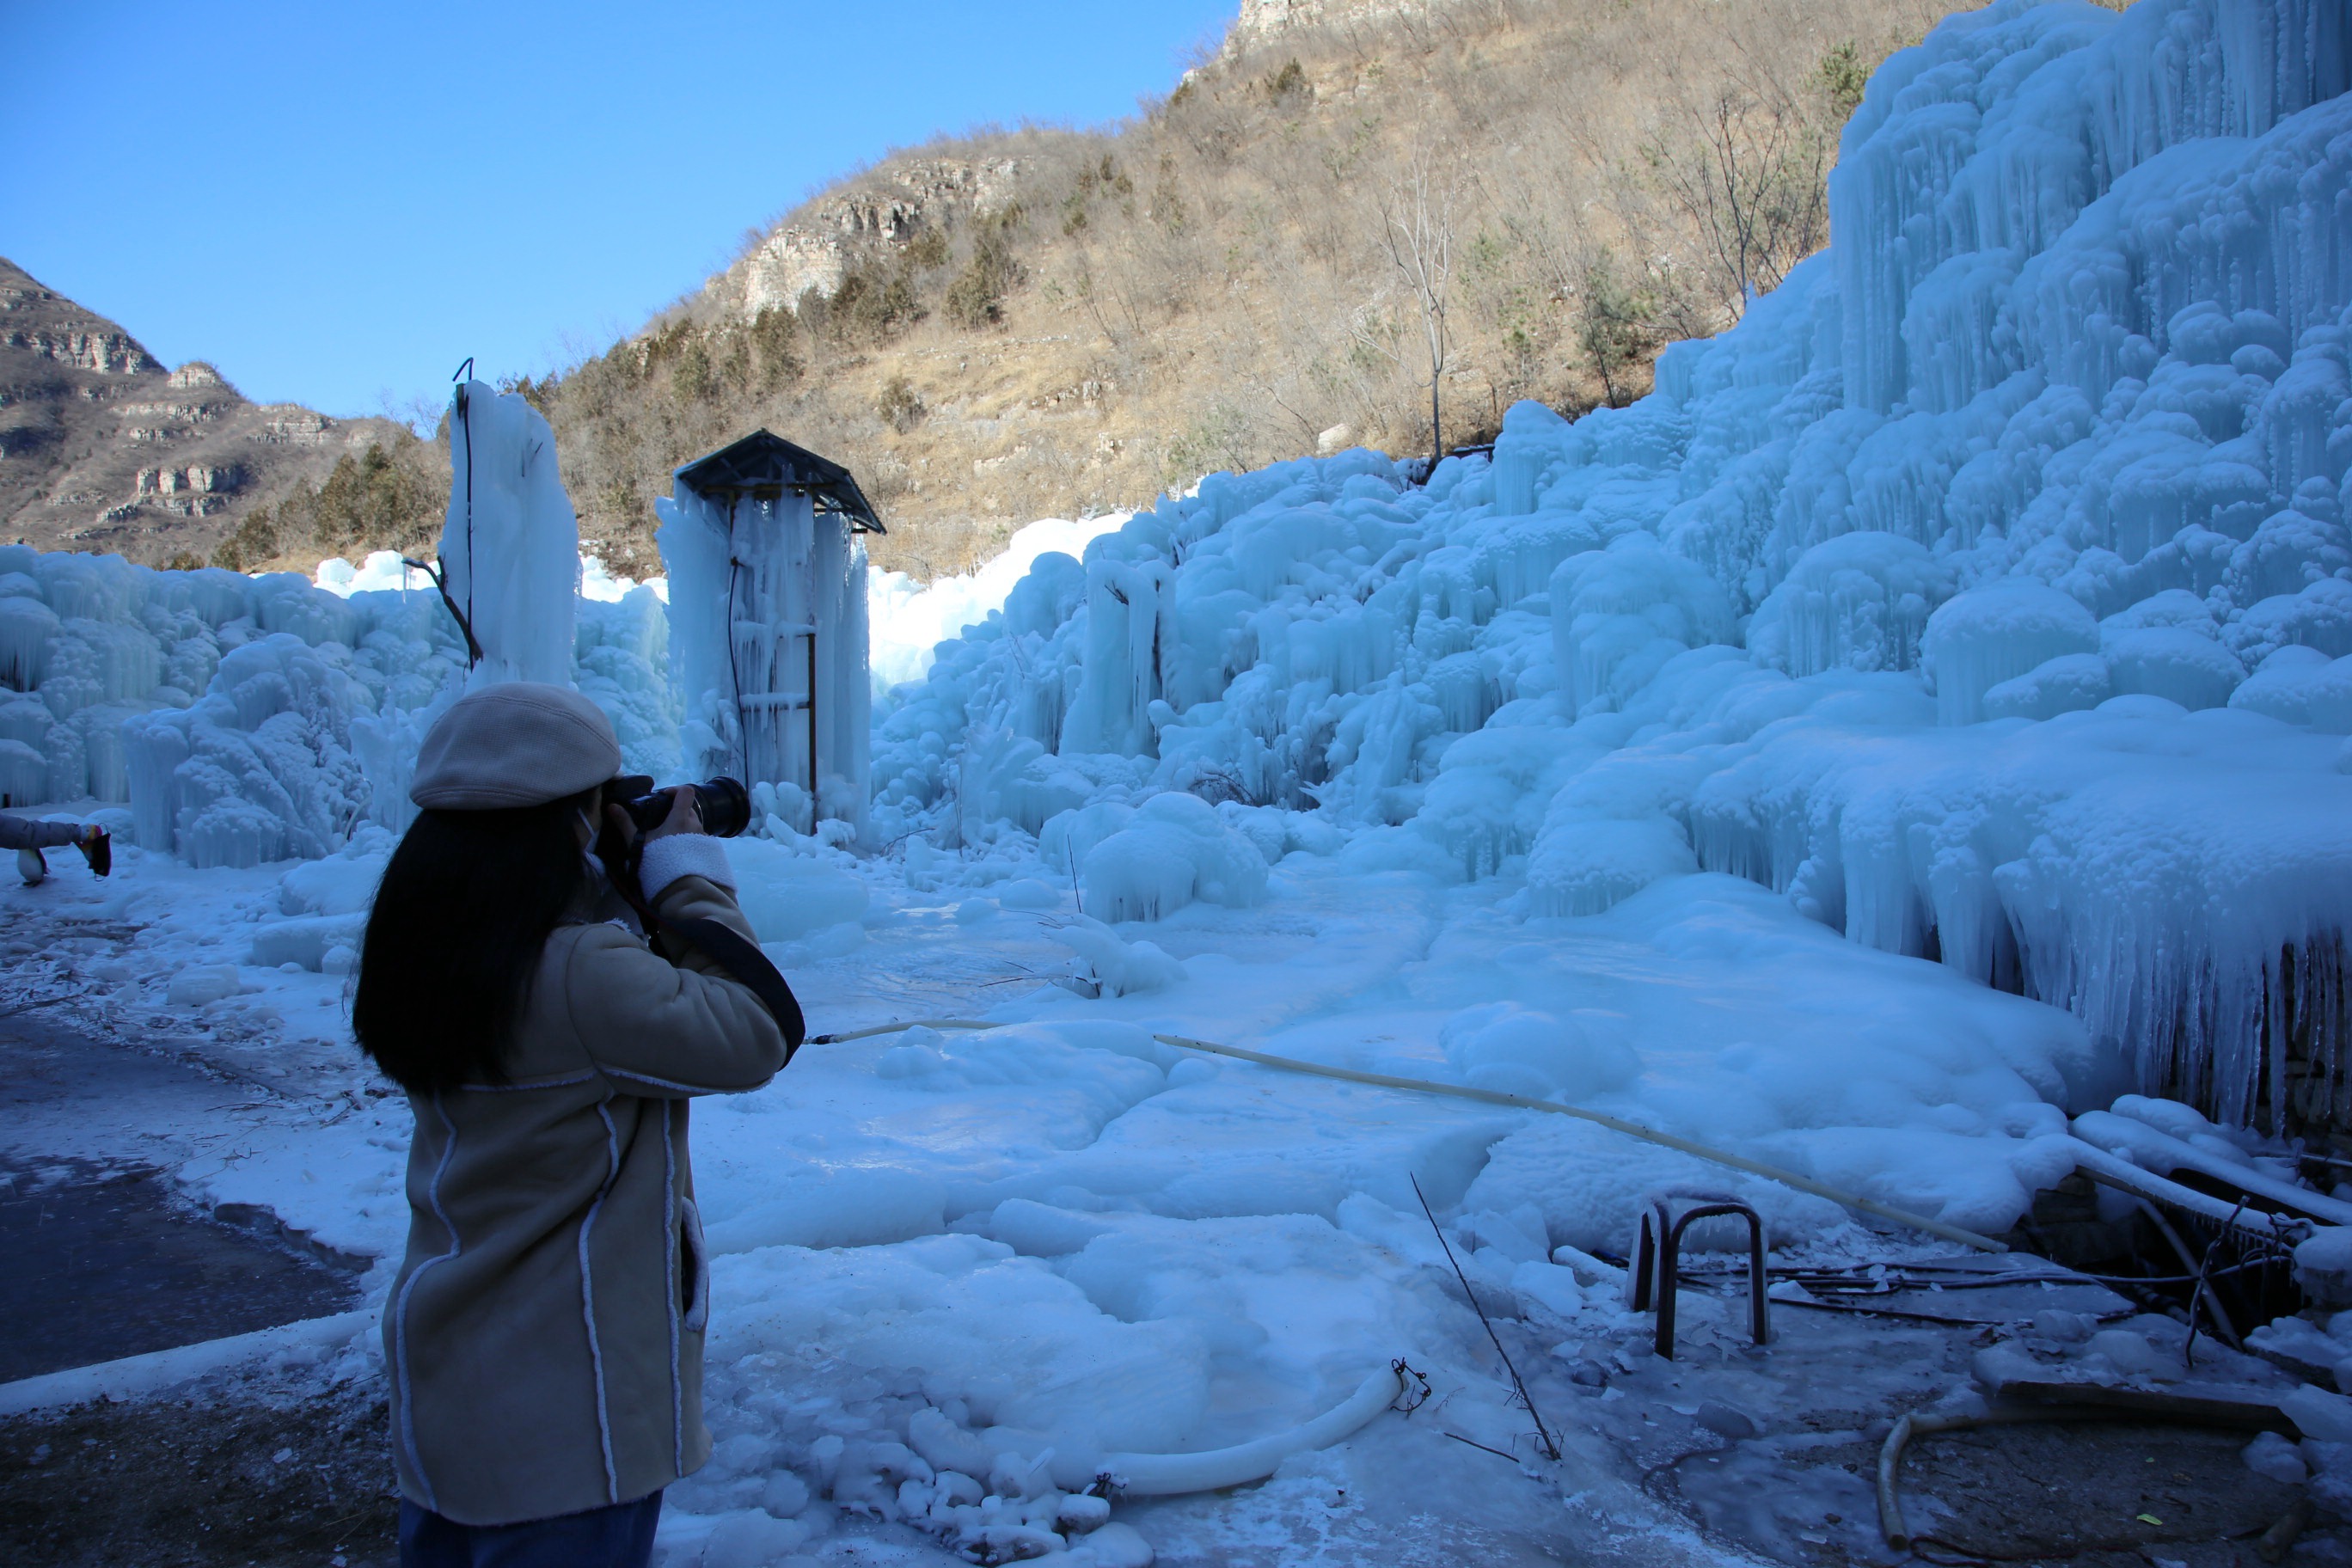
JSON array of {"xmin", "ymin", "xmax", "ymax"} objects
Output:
[
  {"xmin": 450, "ymin": 357, "xmax": 477, "ymax": 667},
  {"xmin": 726, "ymin": 547, "xmax": 747, "ymax": 777}
]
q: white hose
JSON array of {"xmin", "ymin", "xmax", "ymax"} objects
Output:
[
  {"xmin": 1075, "ymin": 1363, "xmax": 1406, "ymax": 1497},
  {"xmin": 2069, "ymin": 1141, "xmax": 2301, "ymax": 1235},
  {"xmin": 2073, "ymin": 1112, "xmax": 2352, "ymax": 1227},
  {"xmin": 1155, "ymin": 1032, "xmax": 2008, "ymax": 1251}
]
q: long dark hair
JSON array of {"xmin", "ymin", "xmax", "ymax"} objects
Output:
[{"xmin": 353, "ymin": 794, "xmax": 592, "ymax": 1093}]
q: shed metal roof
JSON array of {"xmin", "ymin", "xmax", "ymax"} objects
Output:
[{"xmin": 675, "ymin": 429, "xmax": 885, "ymax": 533}]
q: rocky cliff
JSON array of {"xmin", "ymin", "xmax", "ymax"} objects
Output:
[{"xmin": 0, "ymin": 258, "xmax": 424, "ymax": 567}]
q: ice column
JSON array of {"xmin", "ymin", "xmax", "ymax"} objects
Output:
[
  {"xmin": 655, "ymin": 482, "xmax": 736, "ymax": 780},
  {"xmin": 654, "ymin": 480, "xmax": 871, "ymax": 836},
  {"xmin": 1062, "ymin": 557, "xmax": 1170, "ymax": 756},
  {"xmin": 436, "ymin": 380, "xmax": 579, "ymax": 689}
]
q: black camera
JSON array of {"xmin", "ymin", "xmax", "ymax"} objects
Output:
[{"xmin": 619, "ymin": 776, "xmax": 751, "ymax": 839}]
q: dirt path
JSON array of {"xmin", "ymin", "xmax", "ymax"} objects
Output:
[{"xmin": 0, "ymin": 1375, "xmax": 399, "ymax": 1568}]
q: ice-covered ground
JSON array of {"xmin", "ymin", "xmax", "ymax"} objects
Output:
[
  {"xmin": 6, "ymin": 0, "xmax": 2352, "ymax": 1561},
  {"xmin": 0, "ymin": 793, "xmax": 2327, "ymax": 1566}
]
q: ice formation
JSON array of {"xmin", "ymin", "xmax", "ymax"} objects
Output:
[
  {"xmin": 0, "ymin": 555, "xmax": 672, "ymax": 869},
  {"xmin": 4, "ymin": 0, "xmax": 2347, "ymax": 1136},
  {"xmin": 438, "ymin": 379, "xmax": 579, "ymax": 689},
  {"xmin": 870, "ymin": 0, "xmax": 2352, "ymax": 1129}
]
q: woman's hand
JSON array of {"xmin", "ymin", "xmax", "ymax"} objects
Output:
[
  {"xmin": 599, "ymin": 786, "xmax": 703, "ymax": 868},
  {"xmin": 644, "ymin": 785, "xmax": 704, "ymax": 840}
]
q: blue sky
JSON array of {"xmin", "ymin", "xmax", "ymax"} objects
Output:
[{"xmin": 3, "ymin": 2, "xmax": 1237, "ymax": 422}]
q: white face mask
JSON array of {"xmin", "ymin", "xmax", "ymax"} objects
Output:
[{"xmin": 577, "ymin": 803, "xmax": 601, "ymax": 848}]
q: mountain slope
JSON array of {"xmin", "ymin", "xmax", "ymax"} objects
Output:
[
  {"xmin": 8, "ymin": 0, "xmax": 1985, "ymax": 581},
  {"xmin": 0, "ymin": 257, "xmax": 435, "ymax": 569},
  {"xmin": 533, "ymin": 0, "xmax": 1979, "ymax": 582}
]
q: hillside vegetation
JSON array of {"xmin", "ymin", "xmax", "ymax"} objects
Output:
[
  {"xmin": 21, "ymin": 0, "xmax": 1989, "ymax": 580},
  {"xmin": 530, "ymin": 0, "xmax": 1972, "ymax": 583}
]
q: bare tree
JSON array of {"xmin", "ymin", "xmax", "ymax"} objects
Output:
[
  {"xmin": 1647, "ymin": 47, "xmax": 1839, "ymax": 322},
  {"xmin": 1378, "ymin": 152, "xmax": 1460, "ymax": 463}
]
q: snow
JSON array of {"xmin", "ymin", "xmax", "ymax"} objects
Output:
[
  {"xmin": 314, "ymin": 551, "xmax": 432, "ymax": 597},
  {"xmin": 317, "ymin": 547, "xmax": 664, "ymax": 605},
  {"xmin": 867, "ymin": 513, "xmax": 1132, "ymax": 695},
  {"xmin": 0, "ymin": 1310, "xmax": 378, "ymax": 1418},
  {"xmin": 6, "ymin": 0, "xmax": 2352, "ymax": 1559}
]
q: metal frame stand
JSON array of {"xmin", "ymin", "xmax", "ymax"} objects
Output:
[{"xmin": 1629, "ymin": 1191, "xmax": 1771, "ymax": 1360}]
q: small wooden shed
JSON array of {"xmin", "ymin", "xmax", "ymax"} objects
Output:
[{"xmin": 655, "ymin": 430, "xmax": 881, "ymax": 835}]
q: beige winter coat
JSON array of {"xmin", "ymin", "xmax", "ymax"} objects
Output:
[{"xmin": 383, "ymin": 849, "xmax": 789, "ymax": 1526}]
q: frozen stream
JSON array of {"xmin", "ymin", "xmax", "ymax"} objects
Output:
[{"xmin": 0, "ymin": 1007, "xmax": 359, "ymax": 1382}]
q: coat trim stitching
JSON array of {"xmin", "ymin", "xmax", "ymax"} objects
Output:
[
  {"xmin": 663, "ymin": 1108, "xmax": 683, "ymax": 1476},
  {"xmin": 452, "ymin": 1070, "xmax": 598, "ymax": 1093},
  {"xmin": 393, "ymin": 1091, "xmax": 462, "ymax": 1514},
  {"xmin": 580, "ymin": 1100, "xmax": 622, "ymax": 1504},
  {"xmin": 603, "ymin": 1065, "xmax": 764, "ymax": 1094}
]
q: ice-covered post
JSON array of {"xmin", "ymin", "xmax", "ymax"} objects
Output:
[
  {"xmin": 656, "ymin": 480, "xmax": 737, "ymax": 778},
  {"xmin": 655, "ymin": 430, "xmax": 876, "ymax": 843},
  {"xmin": 339, "ymin": 380, "xmax": 582, "ymax": 838},
  {"xmin": 437, "ymin": 379, "xmax": 579, "ymax": 689}
]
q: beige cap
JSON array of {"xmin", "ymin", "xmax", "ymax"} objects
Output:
[{"xmin": 410, "ymin": 683, "xmax": 622, "ymax": 810}]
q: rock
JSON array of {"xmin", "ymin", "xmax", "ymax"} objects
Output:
[
  {"xmin": 1694, "ymin": 1400, "xmax": 1759, "ymax": 1441},
  {"xmin": 166, "ymin": 964, "xmax": 242, "ymax": 1007},
  {"xmin": 1065, "ymin": 1522, "xmax": 1154, "ymax": 1567}
]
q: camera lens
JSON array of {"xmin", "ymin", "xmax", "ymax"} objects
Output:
[
  {"xmin": 622, "ymin": 776, "xmax": 752, "ymax": 838},
  {"xmin": 692, "ymin": 777, "xmax": 751, "ymax": 839}
]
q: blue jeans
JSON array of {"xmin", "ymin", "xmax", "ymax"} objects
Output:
[{"xmin": 399, "ymin": 1491, "xmax": 663, "ymax": 1568}]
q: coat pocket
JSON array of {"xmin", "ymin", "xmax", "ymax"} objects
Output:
[{"xmin": 679, "ymin": 1196, "xmax": 710, "ymax": 1333}]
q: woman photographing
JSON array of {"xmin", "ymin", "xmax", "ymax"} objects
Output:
[{"xmin": 354, "ymin": 683, "xmax": 799, "ymax": 1567}]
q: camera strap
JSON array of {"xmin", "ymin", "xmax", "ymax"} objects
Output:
[
  {"xmin": 660, "ymin": 916, "xmax": 807, "ymax": 1057},
  {"xmin": 600, "ymin": 840, "xmax": 807, "ymax": 1057}
]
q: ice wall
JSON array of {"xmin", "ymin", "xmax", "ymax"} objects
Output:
[
  {"xmin": 110, "ymin": 570, "xmax": 463, "ymax": 867},
  {"xmin": 874, "ymin": 0, "xmax": 2352, "ymax": 1129},
  {"xmin": 0, "ymin": 541, "xmax": 675, "ymax": 867}
]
